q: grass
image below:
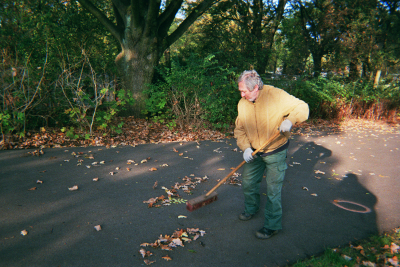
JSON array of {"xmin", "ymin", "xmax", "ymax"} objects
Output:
[{"xmin": 291, "ymin": 227, "xmax": 400, "ymax": 266}]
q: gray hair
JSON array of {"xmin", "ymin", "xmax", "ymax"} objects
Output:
[{"xmin": 237, "ymin": 70, "xmax": 264, "ymax": 91}]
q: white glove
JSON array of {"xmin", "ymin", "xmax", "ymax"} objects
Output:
[
  {"xmin": 243, "ymin": 148, "xmax": 254, "ymax": 163},
  {"xmin": 279, "ymin": 119, "xmax": 292, "ymax": 132}
]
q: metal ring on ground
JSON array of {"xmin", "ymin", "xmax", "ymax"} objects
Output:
[{"xmin": 332, "ymin": 199, "xmax": 371, "ymax": 213}]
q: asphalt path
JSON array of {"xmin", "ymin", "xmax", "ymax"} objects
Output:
[{"xmin": 1, "ymin": 124, "xmax": 399, "ymax": 267}]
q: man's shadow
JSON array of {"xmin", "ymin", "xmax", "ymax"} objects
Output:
[{"xmin": 281, "ymin": 141, "xmax": 378, "ymax": 250}]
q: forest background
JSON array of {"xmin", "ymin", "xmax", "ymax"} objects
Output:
[{"xmin": 1, "ymin": 0, "xmax": 399, "ymax": 149}]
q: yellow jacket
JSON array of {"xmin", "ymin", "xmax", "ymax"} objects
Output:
[{"xmin": 234, "ymin": 85, "xmax": 309, "ymax": 153}]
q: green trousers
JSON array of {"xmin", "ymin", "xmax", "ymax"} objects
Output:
[{"xmin": 242, "ymin": 149, "xmax": 288, "ymax": 230}]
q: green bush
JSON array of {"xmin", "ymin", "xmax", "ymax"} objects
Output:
[
  {"xmin": 268, "ymin": 76, "xmax": 399, "ymax": 120},
  {"xmin": 144, "ymin": 54, "xmax": 239, "ymax": 131}
]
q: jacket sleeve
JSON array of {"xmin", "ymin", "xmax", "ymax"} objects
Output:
[
  {"xmin": 234, "ymin": 112, "xmax": 251, "ymax": 152},
  {"xmin": 280, "ymin": 90, "xmax": 309, "ymax": 126}
]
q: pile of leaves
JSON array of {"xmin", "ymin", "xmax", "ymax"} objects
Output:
[
  {"xmin": 139, "ymin": 228, "xmax": 206, "ymax": 265},
  {"xmin": 143, "ymin": 175, "xmax": 210, "ymax": 208},
  {"xmin": 0, "ymin": 117, "xmax": 230, "ymax": 150},
  {"xmin": 2, "ymin": 117, "xmax": 399, "ymax": 150}
]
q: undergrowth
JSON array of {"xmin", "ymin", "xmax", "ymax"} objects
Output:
[{"xmin": 291, "ymin": 227, "xmax": 400, "ymax": 267}]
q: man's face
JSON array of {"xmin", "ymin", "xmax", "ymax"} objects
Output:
[{"xmin": 238, "ymin": 81, "xmax": 259, "ymax": 102}]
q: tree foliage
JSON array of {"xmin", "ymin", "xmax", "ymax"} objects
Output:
[
  {"xmin": 0, "ymin": 0, "xmax": 399, "ymax": 143},
  {"xmin": 75, "ymin": 0, "xmax": 221, "ymax": 116}
]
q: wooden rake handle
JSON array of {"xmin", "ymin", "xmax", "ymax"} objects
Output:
[{"xmin": 205, "ymin": 131, "xmax": 282, "ymax": 197}]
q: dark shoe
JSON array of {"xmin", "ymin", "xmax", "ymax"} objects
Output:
[
  {"xmin": 255, "ymin": 228, "xmax": 278, "ymax": 239},
  {"xmin": 238, "ymin": 212, "xmax": 254, "ymax": 221}
]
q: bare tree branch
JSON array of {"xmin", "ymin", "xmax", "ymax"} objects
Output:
[
  {"xmin": 77, "ymin": 0, "xmax": 123, "ymax": 43},
  {"xmin": 143, "ymin": 0, "xmax": 162, "ymax": 37},
  {"xmin": 165, "ymin": 0, "xmax": 218, "ymax": 50}
]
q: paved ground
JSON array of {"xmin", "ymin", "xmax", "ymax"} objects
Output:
[{"xmin": 1, "ymin": 123, "xmax": 399, "ymax": 267}]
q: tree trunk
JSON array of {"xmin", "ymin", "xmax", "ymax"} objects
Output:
[
  {"xmin": 349, "ymin": 56, "xmax": 360, "ymax": 80},
  {"xmin": 373, "ymin": 70, "xmax": 381, "ymax": 88},
  {"xmin": 312, "ymin": 52, "xmax": 322, "ymax": 78},
  {"xmin": 255, "ymin": 0, "xmax": 287, "ymax": 74},
  {"xmin": 115, "ymin": 36, "xmax": 159, "ymax": 117}
]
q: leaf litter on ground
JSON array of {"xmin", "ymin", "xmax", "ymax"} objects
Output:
[{"xmin": 139, "ymin": 228, "xmax": 206, "ymax": 264}]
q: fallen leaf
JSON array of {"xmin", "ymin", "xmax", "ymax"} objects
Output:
[
  {"xmin": 162, "ymin": 255, "xmax": 172, "ymax": 261},
  {"xmin": 178, "ymin": 215, "xmax": 187, "ymax": 219},
  {"xmin": 160, "ymin": 244, "xmax": 172, "ymax": 251},
  {"xmin": 153, "ymin": 181, "xmax": 158, "ymax": 189},
  {"xmin": 388, "ymin": 256, "xmax": 398, "ymax": 266},
  {"xmin": 342, "ymin": 254, "xmax": 352, "ymax": 261},
  {"xmin": 311, "ymin": 193, "xmax": 318, "ymax": 196},
  {"xmin": 217, "ymin": 168, "xmax": 225, "ymax": 171},
  {"xmin": 139, "ymin": 248, "xmax": 153, "ymax": 258},
  {"xmin": 149, "ymin": 167, "xmax": 157, "ymax": 171},
  {"xmin": 391, "ymin": 242, "xmax": 400, "ymax": 254},
  {"xmin": 28, "ymin": 187, "xmax": 37, "ymax": 191},
  {"xmin": 93, "ymin": 178, "xmax": 99, "ymax": 182},
  {"xmin": 68, "ymin": 185, "xmax": 78, "ymax": 191},
  {"xmin": 171, "ymin": 238, "xmax": 184, "ymax": 247},
  {"xmin": 20, "ymin": 230, "xmax": 28, "ymax": 236},
  {"xmin": 362, "ymin": 261, "xmax": 376, "ymax": 267},
  {"xmin": 94, "ymin": 225, "xmax": 101, "ymax": 231},
  {"xmin": 141, "ymin": 159, "xmax": 148, "ymax": 164},
  {"xmin": 143, "ymin": 259, "xmax": 155, "ymax": 265},
  {"xmin": 36, "ymin": 180, "xmax": 43, "ymax": 184},
  {"xmin": 302, "ymin": 187, "xmax": 309, "ymax": 191}
]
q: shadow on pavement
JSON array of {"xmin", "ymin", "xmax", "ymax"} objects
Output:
[{"xmin": 0, "ymin": 134, "xmax": 380, "ymax": 267}]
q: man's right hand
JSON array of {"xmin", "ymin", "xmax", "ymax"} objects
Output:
[{"xmin": 243, "ymin": 148, "xmax": 254, "ymax": 163}]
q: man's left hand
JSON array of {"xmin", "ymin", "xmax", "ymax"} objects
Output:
[{"xmin": 279, "ymin": 119, "xmax": 292, "ymax": 132}]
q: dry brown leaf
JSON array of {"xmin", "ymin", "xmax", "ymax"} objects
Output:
[
  {"xmin": 20, "ymin": 230, "xmax": 28, "ymax": 236},
  {"xmin": 149, "ymin": 167, "xmax": 157, "ymax": 171},
  {"xmin": 160, "ymin": 244, "xmax": 172, "ymax": 251},
  {"xmin": 217, "ymin": 168, "xmax": 225, "ymax": 171},
  {"xmin": 93, "ymin": 178, "xmax": 99, "ymax": 182},
  {"xmin": 139, "ymin": 248, "xmax": 153, "ymax": 258},
  {"xmin": 388, "ymin": 256, "xmax": 398, "ymax": 266},
  {"xmin": 94, "ymin": 225, "xmax": 101, "ymax": 231},
  {"xmin": 36, "ymin": 180, "xmax": 43, "ymax": 184},
  {"xmin": 162, "ymin": 255, "xmax": 172, "ymax": 261},
  {"xmin": 153, "ymin": 181, "xmax": 158, "ymax": 189},
  {"xmin": 68, "ymin": 185, "xmax": 78, "ymax": 191},
  {"xmin": 391, "ymin": 242, "xmax": 400, "ymax": 254},
  {"xmin": 362, "ymin": 261, "xmax": 376, "ymax": 267},
  {"xmin": 171, "ymin": 238, "xmax": 184, "ymax": 247},
  {"xmin": 28, "ymin": 187, "xmax": 37, "ymax": 191},
  {"xmin": 143, "ymin": 259, "xmax": 155, "ymax": 265}
]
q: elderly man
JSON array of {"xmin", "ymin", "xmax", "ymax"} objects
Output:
[{"xmin": 234, "ymin": 70, "xmax": 309, "ymax": 239}]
